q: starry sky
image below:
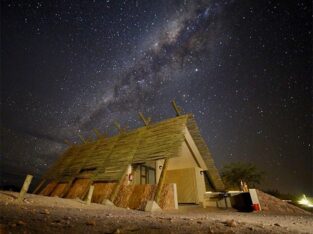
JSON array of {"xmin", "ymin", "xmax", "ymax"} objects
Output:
[{"xmin": 1, "ymin": 0, "xmax": 312, "ymax": 195}]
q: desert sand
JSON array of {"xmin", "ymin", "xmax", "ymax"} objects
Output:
[{"xmin": 0, "ymin": 191, "xmax": 312, "ymax": 234}]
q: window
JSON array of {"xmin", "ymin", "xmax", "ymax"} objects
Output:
[{"xmin": 140, "ymin": 165, "xmax": 156, "ymax": 185}]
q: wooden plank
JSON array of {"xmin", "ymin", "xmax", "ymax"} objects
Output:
[
  {"xmin": 65, "ymin": 179, "xmax": 91, "ymax": 199},
  {"xmin": 127, "ymin": 184, "xmax": 156, "ymax": 210},
  {"xmin": 50, "ymin": 183, "xmax": 68, "ymax": 197},
  {"xmin": 110, "ymin": 167, "xmax": 130, "ymax": 202},
  {"xmin": 33, "ymin": 179, "xmax": 45, "ymax": 194},
  {"xmin": 92, "ymin": 182, "xmax": 116, "ymax": 203},
  {"xmin": 58, "ymin": 179, "xmax": 74, "ymax": 197},
  {"xmin": 39, "ymin": 181, "xmax": 58, "ymax": 196},
  {"xmin": 158, "ymin": 183, "xmax": 176, "ymax": 210},
  {"xmin": 114, "ymin": 184, "xmax": 134, "ymax": 208},
  {"xmin": 154, "ymin": 159, "xmax": 169, "ymax": 204},
  {"xmin": 89, "ymin": 183, "xmax": 175, "ymax": 211}
]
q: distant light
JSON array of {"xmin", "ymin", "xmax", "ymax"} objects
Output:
[
  {"xmin": 298, "ymin": 194, "xmax": 313, "ymax": 207},
  {"xmin": 195, "ymin": 68, "xmax": 199, "ymax": 72}
]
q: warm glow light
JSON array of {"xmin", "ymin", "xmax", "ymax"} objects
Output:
[{"xmin": 298, "ymin": 195, "xmax": 313, "ymax": 207}]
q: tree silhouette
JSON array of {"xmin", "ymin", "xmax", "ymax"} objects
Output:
[{"xmin": 221, "ymin": 162, "xmax": 264, "ymax": 190}]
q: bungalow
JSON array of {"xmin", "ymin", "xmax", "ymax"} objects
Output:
[{"xmin": 34, "ymin": 105, "xmax": 225, "ymax": 211}]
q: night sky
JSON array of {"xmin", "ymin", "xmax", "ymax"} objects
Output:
[{"xmin": 1, "ymin": 0, "xmax": 312, "ymax": 195}]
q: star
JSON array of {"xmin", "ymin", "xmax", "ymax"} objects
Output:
[{"xmin": 0, "ymin": 0, "xmax": 311, "ymax": 196}]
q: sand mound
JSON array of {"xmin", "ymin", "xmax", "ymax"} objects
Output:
[{"xmin": 256, "ymin": 190, "xmax": 310, "ymax": 215}]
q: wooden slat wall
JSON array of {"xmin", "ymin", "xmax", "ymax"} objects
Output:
[
  {"xmin": 92, "ymin": 182, "xmax": 116, "ymax": 203},
  {"xmin": 113, "ymin": 184, "xmax": 135, "ymax": 208},
  {"xmin": 65, "ymin": 179, "xmax": 91, "ymax": 199},
  {"xmin": 126, "ymin": 185, "xmax": 156, "ymax": 210},
  {"xmin": 90, "ymin": 182, "xmax": 175, "ymax": 210},
  {"xmin": 50, "ymin": 183, "xmax": 67, "ymax": 197},
  {"xmin": 39, "ymin": 182, "xmax": 58, "ymax": 196},
  {"xmin": 158, "ymin": 183, "xmax": 176, "ymax": 210}
]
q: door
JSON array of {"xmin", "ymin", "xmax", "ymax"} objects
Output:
[{"xmin": 164, "ymin": 167, "xmax": 205, "ymax": 204}]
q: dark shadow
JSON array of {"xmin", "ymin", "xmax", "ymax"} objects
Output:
[
  {"xmin": 230, "ymin": 192, "xmax": 253, "ymax": 212},
  {"xmin": 0, "ymin": 191, "xmax": 18, "ymax": 199}
]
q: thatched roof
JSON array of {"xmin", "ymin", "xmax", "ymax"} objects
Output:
[{"xmin": 43, "ymin": 114, "xmax": 225, "ymax": 191}]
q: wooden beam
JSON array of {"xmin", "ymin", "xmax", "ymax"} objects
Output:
[
  {"xmin": 33, "ymin": 179, "xmax": 46, "ymax": 194},
  {"xmin": 184, "ymin": 128, "xmax": 208, "ymax": 170},
  {"xmin": 171, "ymin": 100, "xmax": 183, "ymax": 116},
  {"xmin": 85, "ymin": 185, "xmax": 95, "ymax": 205},
  {"xmin": 18, "ymin": 175, "xmax": 33, "ymax": 202},
  {"xmin": 77, "ymin": 133, "xmax": 86, "ymax": 143},
  {"xmin": 154, "ymin": 159, "xmax": 169, "ymax": 204},
  {"xmin": 60, "ymin": 179, "xmax": 74, "ymax": 198},
  {"xmin": 110, "ymin": 121, "xmax": 150, "ymax": 203},
  {"xmin": 114, "ymin": 121, "xmax": 127, "ymax": 134},
  {"xmin": 138, "ymin": 112, "xmax": 151, "ymax": 126},
  {"xmin": 109, "ymin": 167, "xmax": 129, "ymax": 203}
]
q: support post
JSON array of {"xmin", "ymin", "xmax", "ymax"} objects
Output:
[
  {"xmin": 109, "ymin": 167, "xmax": 129, "ymax": 203},
  {"xmin": 85, "ymin": 185, "xmax": 95, "ymax": 205},
  {"xmin": 110, "ymin": 121, "xmax": 150, "ymax": 203},
  {"xmin": 144, "ymin": 160, "xmax": 168, "ymax": 212},
  {"xmin": 154, "ymin": 159, "xmax": 169, "ymax": 204},
  {"xmin": 18, "ymin": 175, "xmax": 33, "ymax": 202}
]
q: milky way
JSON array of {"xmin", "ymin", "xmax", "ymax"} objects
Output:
[
  {"xmin": 80, "ymin": 2, "xmax": 220, "ymax": 129},
  {"xmin": 1, "ymin": 0, "xmax": 312, "ymax": 195}
]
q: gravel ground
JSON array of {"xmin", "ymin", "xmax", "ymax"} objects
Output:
[{"xmin": 0, "ymin": 191, "xmax": 312, "ymax": 234}]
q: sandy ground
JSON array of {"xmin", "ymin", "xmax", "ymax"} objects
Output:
[{"xmin": 0, "ymin": 191, "xmax": 312, "ymax": 234}]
